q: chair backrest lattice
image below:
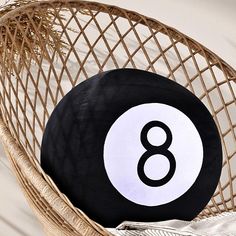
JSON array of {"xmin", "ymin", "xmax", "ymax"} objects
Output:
[{"xmin": 0, "ymin": 0, "xmax": 236, "ymax": 221}]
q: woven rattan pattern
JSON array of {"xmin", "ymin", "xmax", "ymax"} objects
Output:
[{"xmin": 0, "ymin": 1, "xmax": 236, "ymax": 235}]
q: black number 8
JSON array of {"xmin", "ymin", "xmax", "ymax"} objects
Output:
[{"xmin": 137, "ymin": 121, "xmax": 176, "ymax": 187}]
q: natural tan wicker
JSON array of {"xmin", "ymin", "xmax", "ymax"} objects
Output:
[{"xmin": 0, "ymin": 0, "xmax": 236, "ymax": 235}]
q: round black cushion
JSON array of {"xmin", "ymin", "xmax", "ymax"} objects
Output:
[{"xmin": 41, "ymin": 68, "xmax": 222, "ymax": 227}]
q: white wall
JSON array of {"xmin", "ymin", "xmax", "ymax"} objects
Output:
[{"xmin": 92, "ymin": 0, "xmax": 236, "ymax": 69}]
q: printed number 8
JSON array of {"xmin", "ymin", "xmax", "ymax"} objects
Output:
[{"xmin": 137, "ymin": 121, "xmax": 176, "ymax": 187}]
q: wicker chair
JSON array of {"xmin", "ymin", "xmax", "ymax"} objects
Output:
[{"xmin": 0, "ymin": 1, "xmax": 236, "ymax": 235}]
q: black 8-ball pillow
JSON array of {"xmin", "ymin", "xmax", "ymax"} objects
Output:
[{"xmin": 41, "ymin": 69, "xmax": 222, "ymax": 227}]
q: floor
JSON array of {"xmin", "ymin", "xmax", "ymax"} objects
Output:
[
  {"xmin": 0, "ymin": 0, "xmax": 236, "ymax": 236},
  {"xmin": 0, "ymin": 147, "xmax": 43, "ymax": 236}
]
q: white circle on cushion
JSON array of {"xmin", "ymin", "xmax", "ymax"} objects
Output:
[
  {"xmin": 103, "ymin": 103, "xmax": 203, "ymax": 206},
  {"xmin": 147, "ymin": 126, "xmax": 167, "ymax": 146},
  {"xmin": 144, "ymin": 154, "xmax": 170, "ymax": 180}
]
